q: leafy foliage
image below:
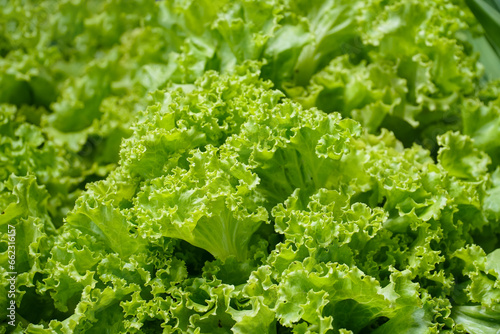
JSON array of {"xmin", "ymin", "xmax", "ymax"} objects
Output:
[{"xmin": 1, "ymin": 0, "xmax": 500, "ymax": 333}]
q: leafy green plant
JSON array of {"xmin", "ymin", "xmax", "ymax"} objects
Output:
[{"xmin": 1, "ymin": 0, "xmax": 499, "ymax": 333}]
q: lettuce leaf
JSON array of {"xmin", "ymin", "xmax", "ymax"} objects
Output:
[{"xmin": 1, "ymin": 0, "xmax": 500, "ymax": 333}]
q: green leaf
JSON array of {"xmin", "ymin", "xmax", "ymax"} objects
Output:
[
  {"xmin": 66, "ymin": 191, "xmax": 145, "ymax": 259},
  {"xmin": 134, "ymin": 146, "xmax": 268, "ymax": 261},
  {"xmin": 452, "ymin": 305, "xmax": 500, "ymax": 334},
  {"xmin": 466, "ymin": 0, "xmax": 500, "ymax": 53},
  {"xmin": 437, "ymin": 132, "xmax": 490, "ymax": 180}
]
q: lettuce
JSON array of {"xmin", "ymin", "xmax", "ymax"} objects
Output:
[
  {"xmin": 2, "ymin": 67, "xmax": 495, "ymax": 333},
  {"xmin": 1, "ymin": 0, "xmax": 500, "ymax": 333}
]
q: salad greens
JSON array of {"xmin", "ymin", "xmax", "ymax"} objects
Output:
[{"xmin": 1, "ymin": 0, "xmax": 500, "ymax": 333}]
